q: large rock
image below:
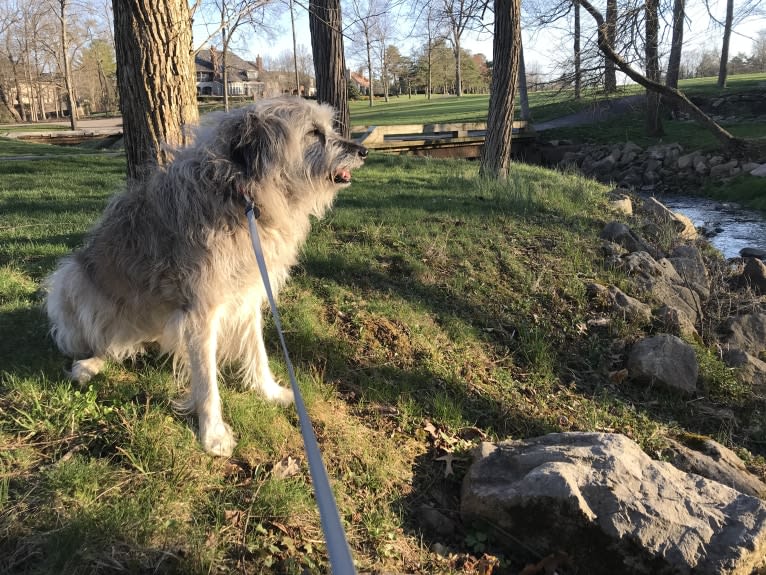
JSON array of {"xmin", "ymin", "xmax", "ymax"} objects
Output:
[
  {"xmin": 743, "ymin": 257, "xmax": 766, "ymax": 293},
  {"xmin": 587, "ymin": 282, "xmax": 652, "ymax": 323},
  {"xmin": 461, "ymin": 433, "xmax": 766, "ymax": 575},
  {"xmin": 664, "ymin": 437, "xmax": 766, "ymax": 498},
  {"xmin": 600, "ymin": 222, "xmax": 653, "ymax": 255},
  {"xmin": 641, "ymin": 197, "xmax": 698, "ymax": 240},
  {"xmin": 720, "ymin": 313, "xmax": 766, "ymax": 357},
  {"xmin": 722, "ymin": 347, "xmax": 766, "ymax": 393},
  {"xmin": 627, "ymin": 334, "xmax": 699, "ymax": 394},
  {"xmin": 668, "ymin": 244, "xmax": 711, "ymax": 300}
]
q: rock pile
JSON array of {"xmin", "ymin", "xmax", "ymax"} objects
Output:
[{"xmin": 556, "ymin": 141, "xmax": 766, "ymax": 193}]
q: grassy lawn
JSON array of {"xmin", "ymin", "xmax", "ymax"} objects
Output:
[{"xmin": 1, "ymin": 142, "xmax": 763, "ymax": 573}]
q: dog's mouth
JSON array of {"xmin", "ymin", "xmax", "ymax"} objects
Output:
[{"xmin": 332, "ymin": 168, "xmax": 353, "ymax": 185}]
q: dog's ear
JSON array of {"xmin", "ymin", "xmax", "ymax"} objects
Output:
[{"xmin": 229, "ymin": 110, "xmax": 289, "ymax": 179}]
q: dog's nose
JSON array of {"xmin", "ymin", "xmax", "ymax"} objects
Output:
[{"xmin": 358, "ymin": 146, "xmax": 368, "ymax": 159}]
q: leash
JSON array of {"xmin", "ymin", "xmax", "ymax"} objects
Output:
[{"xmin": 244, "ymin": 200, "xmax": 357, "ymax": 575}]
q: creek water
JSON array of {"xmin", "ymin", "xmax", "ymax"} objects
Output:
[{"xmin": 657, "ymin": 194, "xmax": 766, "ymax": 259}]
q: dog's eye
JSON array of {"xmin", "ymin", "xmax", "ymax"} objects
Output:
[{"xmin": 307, "ymin": 128, "xmax": 325, "ymax": 142}]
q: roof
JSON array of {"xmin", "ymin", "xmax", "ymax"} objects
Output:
[
  {"xmin": 349, "ymin": 71, "xmax": 370, "ymax": 88},
  {"xmin": 195, "ymin": 48, "xmax": 260, "ymax": 81}
]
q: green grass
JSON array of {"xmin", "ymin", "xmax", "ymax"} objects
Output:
[{"xmin": 1, "ymin": 129, "xmax": 764, "ymax": 572}]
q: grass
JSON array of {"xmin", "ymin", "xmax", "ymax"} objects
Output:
[{"xmin": 1, "ymin": 141, "xmax": 764, "ymax": 573}]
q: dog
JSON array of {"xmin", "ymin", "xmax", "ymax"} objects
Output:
[{"xmin": 44, "ymin": 97, "xmax": 367, "ymax": 456}]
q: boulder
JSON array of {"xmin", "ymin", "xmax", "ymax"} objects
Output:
[
  {"xmin": 600, "ymin": 222, "xmax": 653, "ymax": 255},
  {"xmin": 664, "ymin": 437, "xmax": 766, "ymax": 498},
  {"xmin": 743, "ymin": 257, "xmax": 766, "ymax": 293},
  {"xmin": 668, "ymin": 245, "xmax": 711, "ymax": 300},
  {"xmin": 640, "ymin": 197, "xmax": 698, "ymax": 240},
  {"xmin": 720, "ymin": 313, "xmax": 766, "ymax": 357},
  {"xmin": 750, "ymin": 164, "xmax": 766, "ymax": 177},
  {"xmin": 657, "ymin": 304, "xmax": 699, "ymax": 339},
  {"xmin": 722, "ymin": 347, "xmax": 766, "ymax": 393},
  {"xmin": 608, "ymin": 194, "xmax": 633, "ymax": 216},
  {"xmin": 677, "ymin": 152, "xmax": 697, "ymax": 170},
  {"xmin": 627, "ymin": 334, "xmax": 698, "ymax": 394},
  {"xmin": 740, "ymin": 247, "xmax": 766, "ymax": 259},
  {"xmin": 461, "ymin": 433, "xmax": 766, "ymax": 575},
  {"xmin": 587, "ymin": 283, "xmax": 652, "ymax": 323}
]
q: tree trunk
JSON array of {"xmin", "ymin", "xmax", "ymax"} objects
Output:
[
  {"xmin": 604, "ymin": 0, "xmax": 617, "ymax": 93},
  {"xmin": 717, "ymin": 0, "xmax": 733, "ymax": 88},
  {"xmin": 113, "ymin": 0, "xmax": 199, "ymax": 181},
  {"xmin": 454, "ymin": 38, "xmax": 463, "ymax": 96},
  {"xmin": 645, "ymin": 0, "xmax": 663, "ymax": 136},
  {"xmin": 573, "ymin": 0, "xmax": 581, "ymax": 99},
  {"xmin": 0, "ymin": 84, "xmax": 22, "ymax": 122},
  {"xmin": 666, "ymin": 0, "xmax": 684, "ymax": 90},
  {"xmin": 59, "ymin": 0, "xmax": 78, "ymax": 130},
  {"xmin": 222, "ymin": 26, "xmax": 230, "ymax": 112},
  {"xmin": 309, "ymin": 0, "xmax": 350, "ymax": 137},
  {"xmin": 9, "ymin": 57, "xmax": 27, "ymax": 122},
  {"xmin": 366, "ymin": 34, "xmax": 374, "ymax": 107},
  {"xmin": 577, "ymin": 0, "xmax": 753, "ymax": 155},
  {"xmin": 479, "ymin": 0, "xmax": 521, "ymax": 179},
  {"xmin": 518, "ymin": 36, "xmax": 531, "ymax": 121}
]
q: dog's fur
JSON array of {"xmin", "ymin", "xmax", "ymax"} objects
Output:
[{"xmin": 44, "ymin": 97, "xmax": 367, "ymax": 456}]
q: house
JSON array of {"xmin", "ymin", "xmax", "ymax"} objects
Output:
[
  {"xmin": 195, "ymin": 48, "xmax": 265, "ymax": 98},
  {"xmin": 348, "ymin": 70, "xmax": 370, "ymax": 95},
  {"xmin": 195, "ymin": 49, "xmax": 316, "ymax": 99}
]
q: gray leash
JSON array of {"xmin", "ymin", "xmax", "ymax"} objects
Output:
[{"xmin": 245, "ymin": 200, "xmax": 357, "ymax": 575}]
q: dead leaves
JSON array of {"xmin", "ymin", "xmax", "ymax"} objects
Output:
[{"xmin": 420, "ymin": 419, "xmax": 485, "ymax": 478}]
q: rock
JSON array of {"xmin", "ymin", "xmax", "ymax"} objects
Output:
[
  {"xmin": 720, "ymin": 313, "xmax": 766, "ymax": 357},
  {"xmin": 627, "ymin": 334, "xmax": 698, "ymax": 394},
  {"xmin": 608, "ymin": 194, "xmax": 633, "ymax": 216},
  {"xmin": 740, "ymin": 247, "xmax": 766, "ymax": 259},
  {"xmin": 694, "ymin": 157, "xmax": 709, "ymax": 175},
  {"xmin": 664, "ymin": 437, "xmax": 766, "ymax": 498},
  {"xmin": 592, "ymin": 154, "xmax": 617, "ymax": 174},
  {"xmin": 668, "ymin": 245, "xmax": 711, "ymax": 300},
  {"xmin": 722, "ymin": 347, "xmax": 766, "ymax": 393},
  {"xmin": 600, "ymin": 222, "xmax": 653, "ymax": 254},
  {"xmin": 742, "ymin": 162, "xmax": 761, "ymax": 173},
  {"xmin": 640, "ymin": 197, "xmax": 698, "ymax": 240},
  {"xmin": 710, "ymin": 159, "xmax": 739, "ymax": 179},
  {"xmin": 587, "ymin": 283, "xmax": 652, "ymax": 323},
  {"xmin": 743, "ymin": 257, "xmax": 766, "ymax": 293},
  {"xmin": 677, "ymin": 152, "xmax": 697, "ymax": 170},
  {"xmin": 657, "ymin": 304, "xmax": 699, "ymax": 339},
  {"xmin": 750, "ymin": 164, "xmax": 766, "ymax": 177},
  {"xmin": 418, "ymin": 505, "xmax": 457, "ymax": 536},
  {"xmin": 709, "ymin": 155, "xmax": 724, "ymax": 167},
  {"xmin": 622, "ymin": 251, "xmax": 681, "ymax": 287},
  {"xmin": 461, "ymin": 433, "xmax": 766, "ymax": 575}
]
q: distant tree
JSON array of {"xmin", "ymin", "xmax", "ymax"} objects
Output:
[
  {"xmin": 573, "ymin": 0, "xmax": 580, "ymax": 98},
  {"xmin": 50, "ymin": 0, "xmax": 78, "ymax": 129},
  {"xmin": 665, "ymin": 0, "xmax": 685, "ymax": 91},
  {"xmin": 479, "ymin": 0, "xmax": 521, "ymax": 179},
  {"xmin": 113, "ymin": 0, "xmax": 199, "ymax": 180},
  {"xmin": 697, "ymin": 48, "xmax": 721, "ymax": 77},
  {"xmin": 751, "ymin": 29, "xmax": 766, "ymax": 71},
  {"xmin": 717, "ymin": 0, "xmax": 734, "ymax": 87},
  {"xmin": 439, "ymin": 0, "xmax": 485, "ymax": 96},
  {"xmin": 77, "ymin": 38, "xmax": 117, "ymax": 114},
  {"xmin": 409, "ymin": 0, "xmax": 446, "ymax": 98},
  {"xmin": 309, "ymin": 0, "xmax": 349, "ymax": 136}
]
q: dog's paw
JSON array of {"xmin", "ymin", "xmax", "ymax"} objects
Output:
[
  {"xmin": 200, "ymin": 421, "xmax": 237, "ymax": 457},
  {"xmin": 262, "ymin": 383, "xmax": 295, "ymax": 407},
  {"xmin": 68, "ymin": 357, "xmax": 105, "ymax": 384}
]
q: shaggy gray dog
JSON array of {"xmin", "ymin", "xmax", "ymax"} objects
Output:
[{"xmin": 45, "ymin": 97, "xmax": 367, "ymax": 456}]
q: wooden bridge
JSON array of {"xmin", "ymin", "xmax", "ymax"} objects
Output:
[{"xmin": 356, "ymin": 121, "xmax": 536, "ymax": 159}]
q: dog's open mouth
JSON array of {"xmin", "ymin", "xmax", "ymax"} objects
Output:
[{"xmin": 333, "ymin": 168, "xmax": 353, "ymax": 185}]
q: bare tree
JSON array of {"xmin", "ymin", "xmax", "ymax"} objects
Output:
[
  {"xmin": 666, "ymin": 0, "xmax": 685, "ymax": 90},
  {"xmin": 113, "ymin": 0, "xmax": 199, "ymax": 180},
  {"xmin": 440, "ymin": 0, "xmax": 485, "ymax": 96},
  {"xmin": 347, "ymin": 0, "xmax": 383, "ymax": 107},
  {"xmin": 645, "ymin": 0, "xmax": 662, "ymax": 136},
  {"xmin": 479, "ymin": 0, "xmax": 521, "ymax": 179},
  {"xmin": 573, "ymin": 0, "xmax": 581, "ymax": 98},
  {"xmin": 50, "ymin": 0, "xmax": 78, "ymax": 129},
  {"xmin": 577, "ymin": 0, "xmax": 760, "ymax": 156},
  {"xmin": 717, "ymin": 0, "xmax": 734, "ymax": 87},
  {"xmin": 310, "ymin": 0, "xmax": 350, "ymax": 136},
  {"xmin": 409, "ymin": 0, "xmax": 446, "ymax": 99},
  {"xmin": 604, "ymin": 0, "xmax": 616, "ymax": 92}
]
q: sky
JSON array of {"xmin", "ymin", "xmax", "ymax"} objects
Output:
[{"xmin": 193, "ymin": 1, "xmax": 765, "ymax": 79}]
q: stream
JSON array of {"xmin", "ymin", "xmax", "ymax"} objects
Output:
[{"xmin": 657, "ymin": 194, "xmax": 766, "ymax": 260}]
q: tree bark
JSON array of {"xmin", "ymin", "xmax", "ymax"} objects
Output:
[
  {"xmin": 479, "ymin": 0, "xmax": 521, "ymax": 179},
  {"xmin": 645, "ymin": 0, "xmax": 663, "ymax": 136},
  {"xmin": 573, "ymin": 0, "xmax": 581, "ymax": 99},
  {"xmin": 665, "ymin": 0, "xmax": 684, "ymax": 90},
  {"xmin": 58, "ymin": 0, "xmax": 78, "ymax": 130},
  {"xmin": 113, "ymin": 0, "xmax": 199, "ymax": 181},
  {"xmin": 577, "ymin": 0, "xmax": 757, "ymax": 156},
  {"xmin": 518, "ymin": 36, "xmax": 531, "ymax": 120},
  {"xmin": 453, "ymin": 37, "xmax": 463, "ymax": 96},
  {"xmin": 717, "ymin": 0, "xmax": 733, "ymax": 88},
  {"xmin": 603, "ymin": 0, "xmax": 617, "ymax": 93},
  {"xmin": 309, "ymin": 0, "xmax": 350, "ymax": 137}
]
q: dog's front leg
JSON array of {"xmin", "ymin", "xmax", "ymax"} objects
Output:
[
  {"xmin": 185, "ymin": 309, "xmax": 236, "ymax": 457},
  {"xmin": 246, "ymin": 305, "xmax": 294, "ymax": 406}
]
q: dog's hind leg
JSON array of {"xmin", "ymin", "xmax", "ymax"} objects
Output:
[
  {"xmin": 185, "ymin": 308, "xmax": 237, "ymax": 457},
  {"xmin": 69, "ymin": 357, "xmax": 106, "ymax": 384},
  {"xmin": 243, "ymin": 305, "xmax": 294, "ymax": 406}
]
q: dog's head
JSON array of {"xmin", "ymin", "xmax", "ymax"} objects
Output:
[{"xmin": 225, "ymin": 98, "xmax": 367, "ymax": 197}]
